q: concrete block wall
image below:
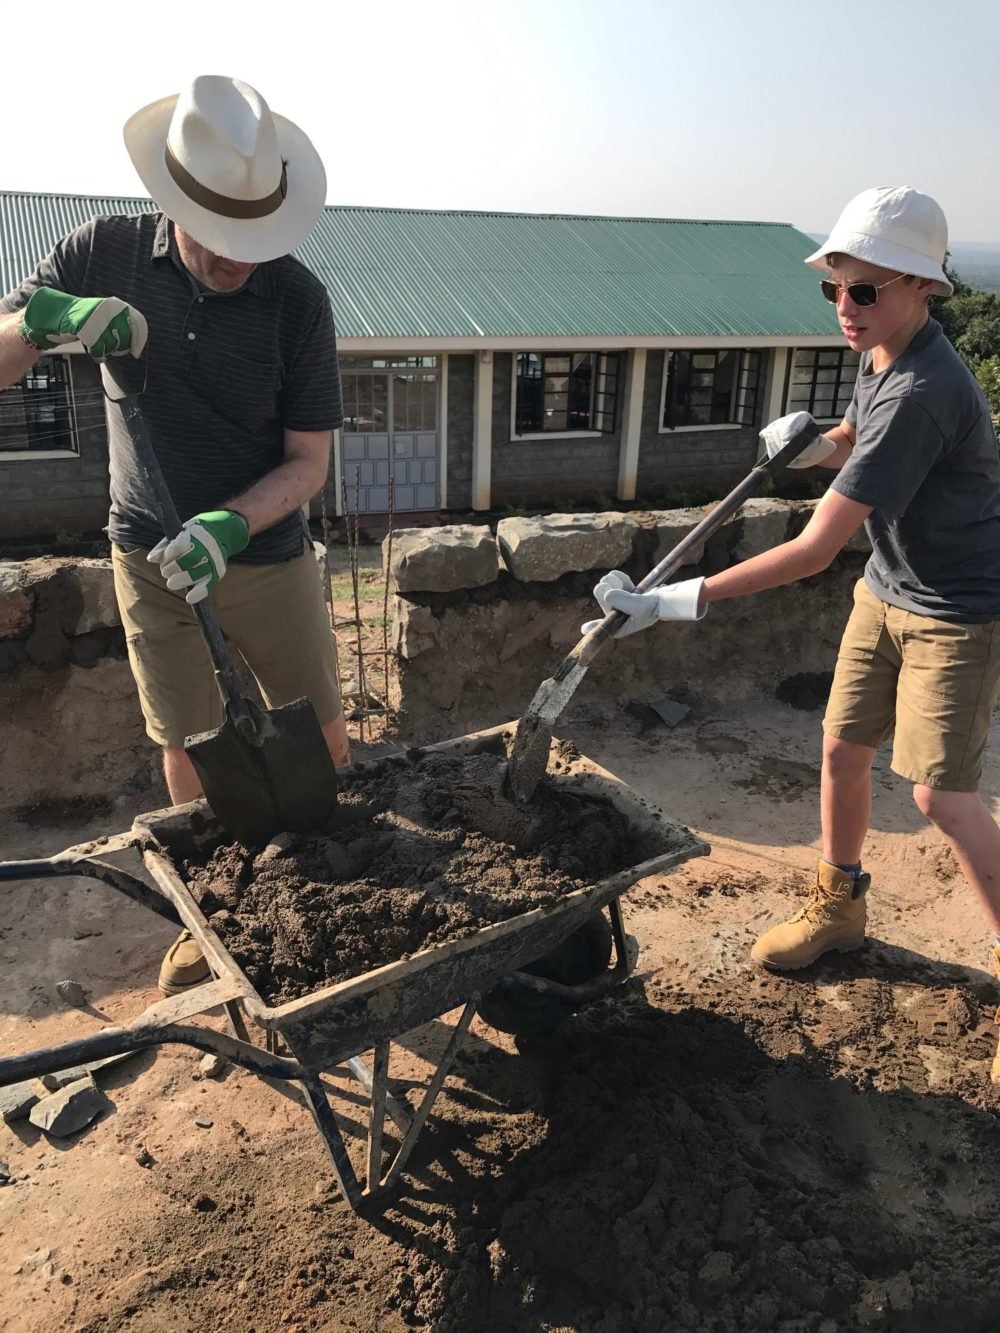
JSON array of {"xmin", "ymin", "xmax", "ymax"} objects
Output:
[
  {"xmin": 635, "ymin": 350, "xmax": 761, "ymax": 497},
  {"xmin": 488, "ymin": 353, "xmax": 622, "ymax": 508},
  {"xmin": 446, "ymin": 354, "xmax": 474, "ymax": 510},
  {"xmin": 385, "ymin": 501, "xmax": 869, "ymax": 743},
  {"xmin": 0, "ymin": 358, "xmax": 112, "ymax": 540}
]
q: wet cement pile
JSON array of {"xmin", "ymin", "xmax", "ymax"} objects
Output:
[{"xmin": 183, "ymin": 751, "xmax": 640, "ymax": 1002}]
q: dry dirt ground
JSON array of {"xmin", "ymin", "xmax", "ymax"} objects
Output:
[{"xmin": 4, "ymin": 685, "xmax": 1000, "ymax": 1329}]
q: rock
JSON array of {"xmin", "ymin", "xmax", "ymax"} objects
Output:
[
  {"xmin": 385, "ymin": 525, "xmax": 499, "ymax": 594},
  {"xmin": 56, "ymin": 979, "xmax": 87, "ymax": 1007},
  {"xmin": 63, "ymin": 560, "xmax": 120, "ymax": 634},
  {"xmin": 730, "ymin": 500, "xmax": 792, "ymax": 562},
  {"xmin": 0, "ymin": 1160, "xmax": 10, "ymax": 1184},
  {"xmin": 195, "ymin": 1117, "xmax": 214, "ymax": 1129},
  {"xmin": 14, "ymin": 1247, "xmax": 53, "ymax": 1277},
  {"xmin": 40, "ymin": 1065, "xmax": 90, "ymax": 1091},
  {"xmin": 650, "ymin": 508, "xmax": 711, "ymax": 568},
  {"xmin": 0, "ymin": 1081, "xmax": 40, "ymax": 1124},
  {"xmin": 0, "ymin": 565, "xmax": 34, "ymax": 640},
  {"xmin": 134, "ymin": 1140, "xmax": 154, "ymax": 1168},
  {"xmin": 390, "ymin": 599, "xmax": 439, "ymax": 660},
  {"xmin": 28, "ymin": 1077, "xmax": 106, "ymax": 1138},
  {"xmin": 497, "ymin": 513, "xmax": 639, "ymax": 582},
  {"xmin": 199, "ymin": 1054, "xmax": 227, "ymax": 1079}
]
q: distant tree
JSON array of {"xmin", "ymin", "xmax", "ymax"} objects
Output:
[
  {"xmin": 973, "ymin": 356, "xmax": 1000, "ymax": 415},
  {"xmin": 934, "ymin": 252, "xmax": 1000, "ymax": 361}
]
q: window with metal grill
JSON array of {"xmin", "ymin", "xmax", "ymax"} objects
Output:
[
  {"xmin": 785, "ymin": 348, "xmax": 860, "ymax": 421},
  {"xmin": 515, "ymin": 352, "xmax": 620, "ymax": 435},
  {"xmin": 662, "ymin": 349, "xmax": 762, "ymax": 429},
  {"xmin": 0, "ymin": 355, "xmax": 79, "ymax": 454}
]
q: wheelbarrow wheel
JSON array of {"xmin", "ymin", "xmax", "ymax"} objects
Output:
[{"xmin": 477, "ymin": 912, "xmax": 615, "ymax": 1038}]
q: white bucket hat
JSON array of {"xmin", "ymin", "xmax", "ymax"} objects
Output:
[
  {"xmin": 804, "ymin": 186, "xmax": 953, "ymax": 298},
  {"xmin": 123, "ymin": 75, "xmax": 327, "ymax": 264}
]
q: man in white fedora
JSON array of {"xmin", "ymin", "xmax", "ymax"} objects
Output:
[
  {"xmin": 585, "ymin": 186, "xmax": 1000, "ymax": 1082},
  {"xmin": 0, "ymin": 75, "xmax": 350, "ymax": 996}
]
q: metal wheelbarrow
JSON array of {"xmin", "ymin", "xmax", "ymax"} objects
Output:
[{"xmin": 0, "ymin": 724, "xmax": 707, "ymax": 1212}]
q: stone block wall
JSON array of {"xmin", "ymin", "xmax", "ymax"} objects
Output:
[{"xmin": 385, "ymin": 501, "xmax": 870, "ymax": 743}]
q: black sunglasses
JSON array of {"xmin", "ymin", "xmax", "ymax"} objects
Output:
[{"xmin": 820, "ymin": 273, "xmax": 908, "ymax": 307}]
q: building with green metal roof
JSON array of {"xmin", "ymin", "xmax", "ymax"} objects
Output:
[{"xmin": 0, "ymin": 193, "xmax": 853, "ymax": 536}]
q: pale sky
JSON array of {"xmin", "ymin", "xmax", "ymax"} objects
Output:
[{"xmin": 5, "ymin": 0, "xmax": 998, "ymax": 241}]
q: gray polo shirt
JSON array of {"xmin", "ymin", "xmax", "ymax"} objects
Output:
[
  {"xmin": 0, "ymin": 213, "xmax": 343, "ymax": 563},
  {"xmin": 832, "ymin": 318, "xmax": 1000, "ymax": 622}
]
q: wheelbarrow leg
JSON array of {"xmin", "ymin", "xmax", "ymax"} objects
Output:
[
  {"xmin": 298, "ymin": 1072, "xmax": 365, "ymax": 1211},
  {"xmin": 379, "ymin": 996, "xmax": 478, "ymax": 1196}
]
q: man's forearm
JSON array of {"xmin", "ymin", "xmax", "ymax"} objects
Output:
[
  {"xmin": 701, "ymin": 535, "xmax": 829, "ymax": 605},
  {"xmin": 222, "ymin": 454, "xmax": 329, "ymax": 536},
  {"xmin": 0, "ymin": 311, "xmax": 41, "ymax": 387}
]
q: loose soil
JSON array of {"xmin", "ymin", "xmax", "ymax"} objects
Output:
[
  {"xmin": 4, "ymin": 702, "xmax": 1000, "ymax": 1332},
  {"xmin": 183, "ymin": 752, "xmax": 636, "ymax": 1003}
]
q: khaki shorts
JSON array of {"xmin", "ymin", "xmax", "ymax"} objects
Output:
[
  {"xmin": 113, "ymin": 545, "xmax": 342, "ymax": 749},
  {"xmin": 824, "ymin": 579, "xmax": 1000, "ymax": 791}
]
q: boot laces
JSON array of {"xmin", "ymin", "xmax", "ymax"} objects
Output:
[{"xmin": 792, "ymin": 882, "xmax": 843, "ymax": 927}]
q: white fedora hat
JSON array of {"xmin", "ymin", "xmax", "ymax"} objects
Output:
[
  {"xmin": 123, "ymin": 74, "xmax": 326, "ymax": 264},
  {"xmin": 805, "ymin": 186, "xmax": 953, "ymax": 298}
]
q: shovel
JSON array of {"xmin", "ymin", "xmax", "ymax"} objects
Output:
[
  {"xmin": 505, "ymin": 416, "xmax": 826, "ymax": 802},
  {"xmin": 118, "ymin": 396, "xmax": 339, "ymax": 845}
]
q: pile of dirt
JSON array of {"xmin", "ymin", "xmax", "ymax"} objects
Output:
[{"xmin": 183, "ymin": 751, "xmax": 641, "ymax": 1002}]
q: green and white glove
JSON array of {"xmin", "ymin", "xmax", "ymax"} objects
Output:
[
  {"xmin": 147, "ymin": 510, "xmax": 250, "ymax": 605},
  {"xmin": 581, "ymin": 570, "xmax": 706, "ymax": 638},
  {"xmin": 19, "ymin": 286, "xmax": 148, "ymax": 358}
]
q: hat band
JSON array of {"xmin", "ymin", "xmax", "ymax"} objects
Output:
[{"xmin": 165, "ymin": 145, "xmax": 287, "ymax": 220}]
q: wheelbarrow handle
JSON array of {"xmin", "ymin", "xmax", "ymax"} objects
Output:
[{"xmin": 0, "ymin": 854, "xmax": 181, "ymax": 925}]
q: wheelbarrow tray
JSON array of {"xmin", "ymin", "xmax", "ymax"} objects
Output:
[{"xmin": 136, "ymin": 723, "xmax": 708, "ymax": 1072}]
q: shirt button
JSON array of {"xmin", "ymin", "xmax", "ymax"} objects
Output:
[
  {"xmin": 187, "ymin": 331, "xmax": 196, "ymax": 340},
  {"xmin": 197, "ymin": 297, "xmax": 204, "ymax": 304}
]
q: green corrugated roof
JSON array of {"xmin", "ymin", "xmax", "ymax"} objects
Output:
[{"xmin": 0, "ymin": 192, "xmax": 840, "ymax": 340}]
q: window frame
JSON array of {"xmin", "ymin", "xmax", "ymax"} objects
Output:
[
  {"xmin": 657, "ymin": 348, "xmax": 762, "ymax": 434},
  {"xmin": 510, "ymin": 351, "xmax": 621, "ymax": 440},
  {"xmin": 782, "ymin": 346, "xmax": 860, "ymax": 423},
  {"xmin": 0, "ymin": 352, "xmax": 82, "ymax": 461}
]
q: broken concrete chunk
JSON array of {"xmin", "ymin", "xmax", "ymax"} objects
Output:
[
  {"xmin": 62, "ymin": 560, "xmax": 121, "ymax": 635},
  {"xmin": 28, "ymin": 1077, "xmax": 106, "ymax": 1138},
  {"xmin": 0, "ymin": 1081, "xmax": 41, "ymax": 1124},
  {"xmin": 497, "ymin": 514, "xmax": 639, "ymax": 582},
  {"xmin": 385, "ymin": 526, "xmax": 499, "ymax": 594},
  {"xmin": 56, "ymin": 979, "xmax": 87, "ymax": 1007},
  {"xmin": 199, "ymin": 1054, "xmax": 227, "ymax": 1079}
]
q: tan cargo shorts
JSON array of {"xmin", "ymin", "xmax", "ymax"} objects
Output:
[
  {"xmin": 823, "ymin": 579, "xmax": 1000, "ymax": 791},
  {"xmin": 112, "ymin": 544, "xmax": 342, "ymax": 749}
]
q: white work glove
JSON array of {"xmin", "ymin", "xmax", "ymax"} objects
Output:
[
  {"xmin": 581, "ymin": 570, "xmax": 706, "ymax": 639},
  {"xmin": 760, "ymin": 411, "xmax": 836, "ymax": 469}
]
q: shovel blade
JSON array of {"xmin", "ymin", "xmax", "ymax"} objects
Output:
[{"xmin": 185, "ymin": 696, "xmax": 338, "ymax": 846}]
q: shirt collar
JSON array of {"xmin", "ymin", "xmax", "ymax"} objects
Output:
[{"xmin": 150, "ymin": 212, "xmax": 276, "ymax": 299}]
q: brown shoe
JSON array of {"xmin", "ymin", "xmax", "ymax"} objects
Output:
[
  {"xmin": 751, "ymin": 861, "xmax": 869, "ymax": 971},
  {"xmin": 158, "ymin": 929, "xmax": 211, "ymax": 996}
]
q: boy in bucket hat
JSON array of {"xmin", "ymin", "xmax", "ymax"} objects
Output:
[
  {"xmin": 586, "ymin": 186, "xmax": 1000, "ymax": 1081},
  {"xmin": 0, "ymin": 76, "xmax": 350, "ymax": 995}
]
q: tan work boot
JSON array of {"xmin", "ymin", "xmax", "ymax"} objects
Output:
[
  {"xmin": 991, "ymin": 946, "xmax": 1000, "ymax": 1086},
  {"xmin": 751, "ymin": 861, "xmax": 869, "ymax": 970},
  {"xmin": 158, "ymin": 929, "xmax": 211, "ymax": 996}
]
